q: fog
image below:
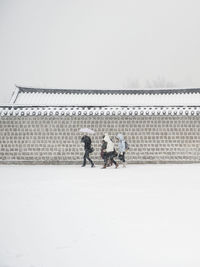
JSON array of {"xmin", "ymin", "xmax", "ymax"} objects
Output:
[{"xmin": 0, "ymin": 0, "xmax": 200, "ymax": 103}]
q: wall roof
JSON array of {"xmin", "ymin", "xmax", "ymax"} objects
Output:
[{"xmin": 9, "ymin": 86, "xmax": 200, "ymax": 107}]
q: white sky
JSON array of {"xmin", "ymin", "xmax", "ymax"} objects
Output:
[{"xmin": 0, "ymin": 0, "xmax": 200, "ymax": 103}]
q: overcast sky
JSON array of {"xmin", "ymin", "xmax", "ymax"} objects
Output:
[{"xmin": 0, "ymin": 0, "xmax": 200, "ymax": 103}]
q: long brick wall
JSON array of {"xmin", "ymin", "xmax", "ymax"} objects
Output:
[{"xmin": 0, "ymin": 115, "xmax": 200, "ymax": 164}]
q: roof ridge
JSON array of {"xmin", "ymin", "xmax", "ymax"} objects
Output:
[{"xmin": 16, "ymin": 86, "xmax": 200, "ymax": 95}]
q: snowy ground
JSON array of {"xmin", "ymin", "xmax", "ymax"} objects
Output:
[{"xmin": 1, "ymin": 164, "xmax": 200, "ymax": 267}]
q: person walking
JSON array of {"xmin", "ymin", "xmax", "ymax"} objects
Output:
[
  {"xmin": 81, "ymin": 134, "xmax": 94, "ymax": 167},
  {"xmin": 101, "ymin": 138, "xmax": 107, "ymax": 164},
  {"xmin": 116, "ymin": 133, "xmax": 126, "ymax": 167},
  {"xmin": 102, "ymin": 133, "xmax": 118, "ymax": 169}
]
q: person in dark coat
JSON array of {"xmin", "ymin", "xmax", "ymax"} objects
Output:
[
  {"xmin": 116, "ymin": 133, "xmax": 126, "ymax": 167},
  {"xmin": 101, "ymin": 138, "xmax": 113, "ymax": 167},
  {"xmin": 101, "ymin": 139, "xmax": 107, "ymax": 161},
  {"xmin": 81, "ymin": 135, "xmax": 94, "ymax": 167}
]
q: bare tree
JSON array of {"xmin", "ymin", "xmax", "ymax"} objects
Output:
[
  {"xmin": 125, "ymin": 79, "xmax": 141, "ymax": 89},
  {"xmin": 126, "ymin": 77, "xmax": 177, "ymax": 89},
  {"xmin": 145, "ymin": 77, "xmax": 176, "ymax": 89}
]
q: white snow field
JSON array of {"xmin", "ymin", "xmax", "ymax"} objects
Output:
[{"xmin": 1, "ymin": 164, "xmax": 200, "ymax": 267}]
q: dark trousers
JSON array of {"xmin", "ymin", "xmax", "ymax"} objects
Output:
[
  {"xmin": 105, "ymin": 152, "xmax": 117, "ymax": 166},
  {"xmin": 102, "ymin": 153, "xmax": 107, "ymax": 164},
  {"xmin": 119, "ymin": 152, "xmax": 125, "ymax": 162},
  {"xmin": 121, "ymin": 152, "xmax": 125, "ymax": 162},
  {"xmin": 83, "ymin": 149, "xmax": 94, "ymax": 166}
]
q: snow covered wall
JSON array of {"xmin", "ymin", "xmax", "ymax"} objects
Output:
[{"xmin": 0, "ymin": 115, "xmax": 200, "ymax": 164}]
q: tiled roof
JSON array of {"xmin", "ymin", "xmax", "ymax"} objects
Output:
[
  {"xmin": 2, "ymin": 86, "xmax": 199, "ymax": 116},
  {"xmin": 1, "ymin": 106, "xmax": 200, "ymax": 116},
  {"xmin": 10, "ymin": 86, "xmax": 200, "ymax": 106}
]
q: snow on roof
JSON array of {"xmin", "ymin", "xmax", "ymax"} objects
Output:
[
  {"xmin": 1, "ymin": 86, "xmax": 200, "ymax": 116},
  {"xmin": 9, "ymin": 86, "xmax": 200, "ymax": 107}
]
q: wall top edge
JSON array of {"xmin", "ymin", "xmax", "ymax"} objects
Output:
[{"xmin": 0, "ymin": 106, "xmax": 200, "ymax": 116}]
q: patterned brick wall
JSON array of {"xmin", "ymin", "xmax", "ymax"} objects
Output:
[{"xmin": 0, "ymin": 115, "xmax": 200, "ymax": 164}]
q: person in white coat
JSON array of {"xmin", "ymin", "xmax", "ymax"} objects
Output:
[{"xmin": 102, "ymin": 133, "xmax": 118, "ymax": 168}]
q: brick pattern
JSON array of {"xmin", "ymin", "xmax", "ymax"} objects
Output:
[{"xmin": 0, "ymin": 116, "xmax": 200, "ymax": 164}]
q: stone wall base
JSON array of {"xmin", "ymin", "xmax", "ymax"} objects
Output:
[{"xmin": 0, "ymin": 161, "xmax": 200, "ymax": 165}]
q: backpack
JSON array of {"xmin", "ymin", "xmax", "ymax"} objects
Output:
[{"xmin": 125, "ymin": 141, "xmax": 129, "ymax": 151}]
